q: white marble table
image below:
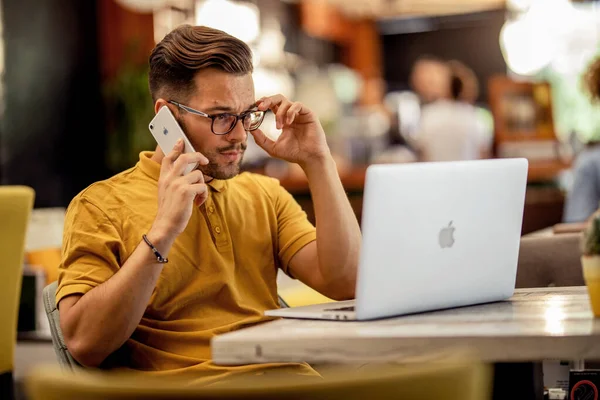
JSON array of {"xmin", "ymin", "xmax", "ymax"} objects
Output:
[{"xmin": 212, "ymin": 286, "xmax": 600, "ymax": 365}]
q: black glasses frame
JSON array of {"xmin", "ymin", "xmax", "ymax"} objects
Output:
[{"xmin": 168, "ymin": 100, "xmax": 266, "ymax": 135}]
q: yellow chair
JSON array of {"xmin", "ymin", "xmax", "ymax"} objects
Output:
[
  {"xmin": 26, "ymin": 358, "xmax": 492, "ymax": 400},
  {"xmin": 277, "ymin": 272, "xmax": 336, "ymax": 307},
  {"xmin": 26, "ymin": 247, "xmax": 61, "ymax": 285},
  {"xmin": 0, "ymin": 186, "xmax": 35, "ymax": 398}
]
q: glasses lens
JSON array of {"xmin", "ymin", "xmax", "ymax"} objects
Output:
[
  {"xmin": 243, "ymin": 111, "xmax": 265, "ymax": 131},
  {"xmin": 212, "ymin": 114, "xmax": 237, "ymax": 134}
]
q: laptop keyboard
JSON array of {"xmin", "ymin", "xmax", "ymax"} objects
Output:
[{"xmin": 324, "ymin": 306, "xmax": 355, "ymax": 312}]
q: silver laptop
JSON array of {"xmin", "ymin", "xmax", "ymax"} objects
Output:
[{"xmin": 265, "ymin": 158, "xmax": 528, "ymax": 321}]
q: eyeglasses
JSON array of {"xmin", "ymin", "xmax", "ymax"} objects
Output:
[{"xmin": 168, "ymin": 100, "xmax": 266, "ymax": 135}]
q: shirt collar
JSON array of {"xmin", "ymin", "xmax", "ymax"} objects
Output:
[{"xmin": 138, "ymin": 151, "xmax": 227, "ymax": 192}]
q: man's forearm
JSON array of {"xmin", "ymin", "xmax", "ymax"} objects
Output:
[
  {"xmin": 302, "ymin": 156, "xmax": 361, "ymax": 299},
  {"xmin": 61, "ymin": 231, "xmax": 174, "ymax": 366}
]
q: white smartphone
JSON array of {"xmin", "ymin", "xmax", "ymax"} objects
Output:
[{"xmin": 149, "ymin": 105, "xmax": 198, "ymax": 175}]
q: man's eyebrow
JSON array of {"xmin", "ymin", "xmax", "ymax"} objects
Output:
[
  {"xmin": 204, "ymin": 104, "xmax": 257, "ymax": 113},
  {"xmin": 204, "ymin": 105, "xmax": 235, "ymax": 113}
]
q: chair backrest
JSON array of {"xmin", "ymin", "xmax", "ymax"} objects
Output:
[
  {"xmin": 516, "ymin": 234, "xmax": 584, "ymax": 288},
  {"xmin": 0, "ymin": 185, "xmax": 35, "ymax": 375},
  {"xmin": 42, "ymin": 281, "xmax": 80, "ymax": 370},
  {"xmin": 26, "ymin": 359, "xmax": 492, "ymax": 400},
  {"xmin": 277, "ymin": 294, "xmax": 289, "ymax": 308}
]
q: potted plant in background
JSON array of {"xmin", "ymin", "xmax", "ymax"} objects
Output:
[
  {"xmin": 580, "ymin": 212, "xmax": 600, "ymax": 317},
  {"xmin": 103, "ymin": 42, "xmax": 156, "ymax": 174}
]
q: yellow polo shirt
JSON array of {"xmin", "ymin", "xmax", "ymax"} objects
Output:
[{"xmin": 56, "ymin": 151, "xmax": 318, "ymax": 383}]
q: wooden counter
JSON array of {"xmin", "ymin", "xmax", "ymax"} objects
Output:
[
  {"xmin": 249, "ymin": 160, "xmax": 570, "ymax": 195},
  {"xmin": 247, "ymin": 160, "xmax": 570, "ymax": 235}
]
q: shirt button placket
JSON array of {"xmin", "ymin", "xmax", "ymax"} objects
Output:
[{"xmin": 205, "ymin": 200, "xmax": 225, "ymax": 246}]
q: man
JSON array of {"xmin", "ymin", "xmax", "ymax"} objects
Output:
[
  {"xmin": 409, "ymin": 55, "xmax": 451, "ymax": 105},
  {"xmin": 415, "ymin": 61, "xmax": 492, "ymax": 162},
  {"xmin": 56, "ymin": 25, "xmax": 361, "ymax": 383}
]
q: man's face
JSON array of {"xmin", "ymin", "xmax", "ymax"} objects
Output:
[{"xmin": 174, "ymin": 69, "xmax": 255, "ymax": 180}]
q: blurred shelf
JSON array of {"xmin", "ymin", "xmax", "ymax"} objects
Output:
[
  {"xmin": 279, "ymin": 167, "xmax": 366, "ymax": 194},
  {"xmin": 527, "ymin": 160, "xmax": 571, "ymax": 183},
  {"xmin": 249, "ymin": 160, "xmax": 571, "ymax": 195}
]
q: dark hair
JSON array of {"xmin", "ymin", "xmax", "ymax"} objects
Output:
[
  {"xmin": 584, "ymin": 56, "xmax": 600, "ymax": 103},
  {"xmin": 447, "ymin": 60, "xmax": 478, "ymax": 103},
  {"xmin": 450, "ymin": 75, "xmax": 464, "ymax": 100},
  {"xmin": 148, "ymin": 25, "xmax": 253, "ymax": 102}
]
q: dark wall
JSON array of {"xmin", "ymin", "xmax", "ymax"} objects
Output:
[
  {"xmin": 276, "ymin": 1, "xmax": 342, "ymax": 66},
  {"xmin": 1, "ymin": 0, "xmax": 108, "ymax": 207},
  {"xmin": 380, "ymin": 9, "xmax": 507, "ymax": 105}
]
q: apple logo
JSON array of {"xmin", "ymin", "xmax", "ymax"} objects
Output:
[
  {"xmin": 438, "ymin": 221, "xmax": 455, "ymax": 249},
  {"xmin": 163, "ymin": 127, "xmax": 168, "ymax": 135}
]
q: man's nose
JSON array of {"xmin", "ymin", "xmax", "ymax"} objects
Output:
[{"xmin": 226, "ymin": 119, "xmax": 247, "ymax": 142}]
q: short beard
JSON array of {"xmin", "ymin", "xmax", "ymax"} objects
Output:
[
  {"xmin": 199, "ymin": 154, "xmax": 244, "ymax": 180},
  {"xmin": 177, "ymin": 116, "xmax": 246, "ymax": 180}
]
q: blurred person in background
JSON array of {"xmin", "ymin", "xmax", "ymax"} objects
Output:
[
  {"xmin": 413, "ymin": 59, "xmax": 492, "ymax": 162},
  {"xmin": 55, "ymin": 25, "xmax": 360, "ymax": 383},
  {"xmin": 371, "ymin": 102, "xmax": 418, "ymax": 165},
  {"xmin": 447, "ymin": 60, "xmax": 479, "ymax": 104},
  {"xmin": 563, "ymin": 56, "xmax": 600, "ymax": 223},
  {"xmin": 409, "ymin": 55, "xmax": 451, "ymax": 105}
]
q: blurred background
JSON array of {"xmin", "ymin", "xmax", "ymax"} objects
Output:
[
  {"xmin": 5, "ymin": 0, "xmax": 600, "ymax": 384},
  {"xmin": 1, "ymin": 0, "xmax": 600, "ymax": 235}
]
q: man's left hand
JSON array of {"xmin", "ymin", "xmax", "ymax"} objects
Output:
[{"xmin": 250, "ymin": 94, "xmax": 331, "ymax": 167}]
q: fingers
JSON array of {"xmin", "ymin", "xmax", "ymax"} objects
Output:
[
  {"xmin": 249, "ymin": 129, "xmax": 275, "ymax": 154},
  {"xmin": 257, "ymin": 95, "xmax": 306, "ymax": 129},
  {"xmin": 182, "ymin": 169, "xmax": 204, "ymax": 184},
  {"xmin": 174, "ymin": 179, "xmax": 207, "ymax": 201},
  {"xmin": 275, "ymin": 102, "xmax": 293, "ymax": 130},
  {"xmin": 190, "ymin": 182, "xmax": 208, "ymax": 197},
  {"xmin": 161, "ymin": 169, "xmax": 206, "ymax": 209},
  {"xmin": 194, "ymin": 188, "xmax": 209, "ymax": 206},
  {"xmin": 173, "ymin": 181, "xmax": 207, "ymax": 207},
  {"xmin": 172, "ymin": 151, "xmax": 209, "ymax": 176},
  {"xmin": 190, "ymin": 183, "xmax": 208, "ymax": 206},
  {"xmin": 275, "ymin": 101, "xmax": 304, "ymax": 128},
  {"xmin": 286, "ymin": 102, "xmax": 303, "ymax": 125},
  {"xmin": 256, "ymin": 95, "xmax": 284, "ymax": 112},
  {"xmin": 161, "ymin": 138, "xmax": 185, "ymax": 173}
]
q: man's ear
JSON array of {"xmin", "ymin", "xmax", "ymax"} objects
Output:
[{"xmin": 154, "ymin": 98, "xmax": 168, "ymax": 114}]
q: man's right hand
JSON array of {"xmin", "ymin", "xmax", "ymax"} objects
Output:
[
  {"xmin": 58, "ymin": 140, "xmax": 209, "ymax": 367},
  {"xmin": 149, "ymin": 139, "xmax": 209, "ymax": 246}
]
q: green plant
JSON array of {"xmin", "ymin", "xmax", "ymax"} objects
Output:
[
  {"xmin": 581, "ymin": 212, "xmax": 600, "ymax": 256},
  {"xmin": 103, "ymin": 43, "xmax": 156, "ymax": 173},
  {"xmin": 541, "ymin": 47, "xmax": 600, "ymax": 144}
]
